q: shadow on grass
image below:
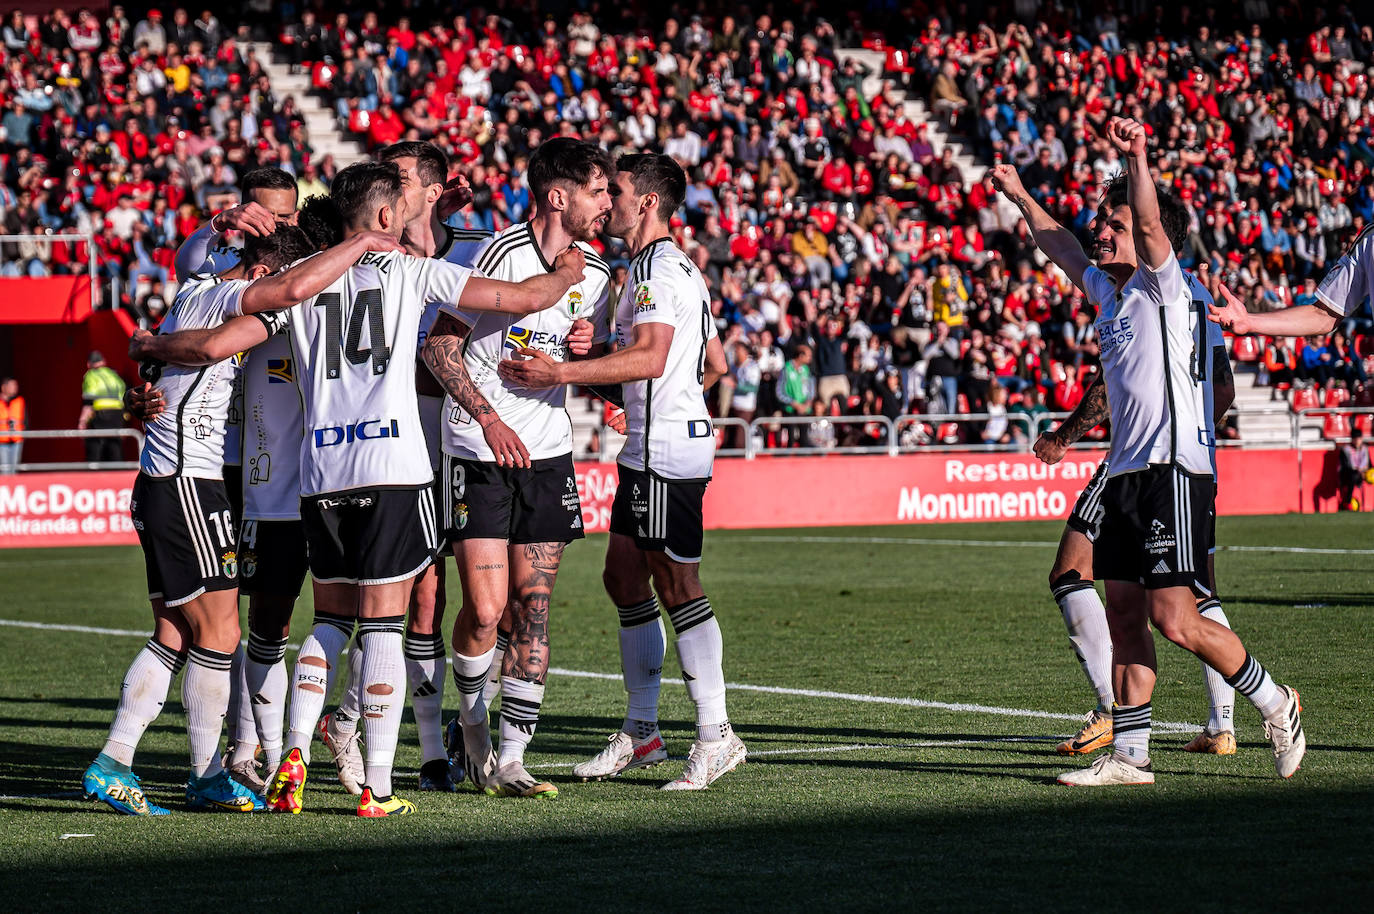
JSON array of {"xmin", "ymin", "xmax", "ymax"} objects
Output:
[{"xmin": 1, "ymin": 786, "xmax": 1370, "ymax": 912}]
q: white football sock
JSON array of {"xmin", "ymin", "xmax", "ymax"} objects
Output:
[
  {"xmin": 616, "ymin": 599, "xmax": 664, "ymax": 726},
  {"xmin": 1225, "ymin": 652, "xmax": 1286, "ymax": 720},
  {"xmin": 452, "ymin": 648, "xmax": 493, "ymax": 726},
  {"xmin": 1111, "ymin": 702, "xmax": 1152, "ymax": 766},
  {"xmin": 497, "ymin": 677, "xmax": 544, "ymax": 765},
  {"xmin": 358, "ymin": 617, "xmax": 406, "ymax": 796},
  {"xmin": 1053, "ymin": 575, "xmax": 1114, "ymax": 712},
  {"xmin": 667, "ymin": 597, "xmax": 730, "ymax": 741},
  {"xmin": 1198, "ymin": 598, "xmax": 1236, "ymax": 733},
  {"xmin": 228, "ymin": 644, "xmax": 258, "ymax": 766},
  {"xmin": 284, "ymin": 613, "xmax": 353, "ymax": 764},
  {"xmin": 184, "ymin": 646, "xmax": 233, "ymax": 779},
  {"xmin": 405, "ymin": 630, "xmax": 448, "ymax": 764},
  {"xmin": 245, "ymin": 632, "xmax": 289, "ymax": 770},
  {"xmin": 102, "ymin": 639, "xmax": 185, "ymax": 767},
  {"xmin": 335, "ymin": 640, "xmax": 363, "ymax": 735},
  {"xmin": 482, "ymin": 628, "xmax": 510, "ymax": 705}
]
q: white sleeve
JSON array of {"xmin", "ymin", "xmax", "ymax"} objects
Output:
[
  {"xmin": 1080, "ymin": 266, "xmax": 1116, "ymax": 307},
  {"xmin": 419, "ymin": 258, "xmax": 475, "ymax": 309},
  {"xmin": 588, "ymin": 274, "xmax": 613, "ymax": 344},
  {"xmin": 1316, "ymin": 227, "xmax": 1373, "ymax": 318},
  {"xmin": 1139, "ymin": 249, "xmax": 1185, "ymax": 305},
  {"xmin": 629, "ymin": 277, "xmax": 678, "ymax": 328}
]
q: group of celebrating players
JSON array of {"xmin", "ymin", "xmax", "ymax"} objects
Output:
[
  {"xmin": 81, "ymin": 136, "xmax": 741, "ymax": 817},
  {"xmin": 81, "ymin": 108, "xmax": 1373, "ymax": 813}
]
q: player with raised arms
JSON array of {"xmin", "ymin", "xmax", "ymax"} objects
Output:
[{"xmin": 498, "ymin": 153, "xmax": 744, "ymax": 790}]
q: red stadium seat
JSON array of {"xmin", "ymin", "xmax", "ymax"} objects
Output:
[
  {"xmin": 1232, "ymin": 336, "xmax": 1260, "ymax": 362},
  {"xmin": 1325, "ymin": 387, "xmax": 1351, "ymax": 408},
  {"xmin": 936, "ymin": 422, "xmax": 961, "ymax": 443},
  {"xmin": 955, "ymin": 394, "xmax": 970, "ymax": 414},
  {"xmin": 1291, "ymin": 387, "xmax": 1319, "ymax": 413},
  {"xmin": 1355, "ymin": 414, "xmax": 1373, "ymax": 436},
  {"xmin": 1322, "ymin": 413, "xmax": 1351, "ymax": 439}
]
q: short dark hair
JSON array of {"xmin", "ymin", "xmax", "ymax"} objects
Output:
[
  {"xmin": 1101, "ymin": 175, "xmax": 1191, "ymax": 255},
  {"xmin": 617, "ymin": 153, "xmax": 686, "ymax": 221},
  {"xmin": 243, "ymin": 225, "xmax": 315, "ymax": 272},
  {"xmin": 331, "ymin": 161, "xmax": 403, "ymax": 229},
  {"xmin": 242, "ymin": 166, "xmax": 298, "ymax": 200},
  {"xmin": 379, "ymin": 141, "xmax": 448, "ymax": 189},
  {"xmin": 298, "ymin": 194, "xmax": 343, "ymax": 250},
  {"xmin": 528, "ymin": 137, "xmax": 614, "ymax": 206}
]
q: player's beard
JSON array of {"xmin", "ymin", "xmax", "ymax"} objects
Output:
[{"xmin": 565, "ymin": 206, "xmax": 609, "ymax": 242}]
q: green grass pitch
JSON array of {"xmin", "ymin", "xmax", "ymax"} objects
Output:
[{"xmin": 0, "ymin": 513, "xmax": 1371, "ymax": 911}]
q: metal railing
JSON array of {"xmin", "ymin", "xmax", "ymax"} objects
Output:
[
  {"xmin": 6, "ymin": 428, "xmax": 145, "ymax": 472},
  {"xmin": 0, "ymin": 233, "xmax": 98, "ymax": 314}
]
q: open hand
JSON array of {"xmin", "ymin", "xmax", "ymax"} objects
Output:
[
  {"xmin": 125, "ymin": 381, "xmax": 166, "ymax": 420},
  {"xmin": 1207, "ymin": 281, "xmax": 1252, "ymax": 335},
  {"xmin": 436, "ymin": 175, "xmax": 474, "ymax": 221},
  {"xmin": 497, "ymin": 347, "xmax": 563, "ymax": 389},
  {"xmin": 216, "ymin": 201, "xmax": 279, "ymax": 237},
  {"xmin": 481, "ymin": 416, "xmax": 531, "ymax": 468}
]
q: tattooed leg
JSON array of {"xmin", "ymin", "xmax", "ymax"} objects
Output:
[{"xmin": 495, "ymin": 542, "xmax": 566, "ymax": 766}]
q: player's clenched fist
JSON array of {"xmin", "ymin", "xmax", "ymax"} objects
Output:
[
  {"xmin": 1033, "ymin": 431, "xmax": 1070, "ymax": 466},
  {"xmin": 554, "ymin": 245, "xmax": 586, "ymax": 282},
  {"xmin": 988, "ymin": 163, "xmax": 1025, "ymax": 197},
  {"xmin": 1108, "ymin": 117, "xmax": 1147, "ymax": 156}
]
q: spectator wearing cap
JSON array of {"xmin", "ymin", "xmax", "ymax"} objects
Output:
[{"xmin": 132, "ymin": 9, "xmax": 165, "ymax": 54}]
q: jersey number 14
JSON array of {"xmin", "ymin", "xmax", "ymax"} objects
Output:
[{"xmin": 315, "ymin": 289, "xmax": 391, "ymax": 379}]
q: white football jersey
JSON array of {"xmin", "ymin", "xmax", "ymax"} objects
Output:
[
  {"xmin": 1085, "ymin": 251, "xmax": 1213, "ymax": 477},
  {"xmin": 440, "ymin": 222, "xmax": 612, "ymax": 462},
  {"xmin": 140, "ymin": 277, "xmax": 271, "ymax": 479},
  {"xmin": 417, "ymin": 225, "xmax": 491, "ymax": 471},
  {"xmin": 283, "ymin": 251, "xmax": 473, "ymax": 496},
  {"xmin": 241, "ymin": 329, "xmax": 303, "ymax": 520},
  {"xmin": 615, "ymin": 237, "xmax": 717, "ymax": 481},
  {"xmin": 186, "ymin": 242, "xmax": 247, "ymax": 468},
  {"xmin": 1316, "ymin": 224, "xmax": 1374, "ymax": 317}
]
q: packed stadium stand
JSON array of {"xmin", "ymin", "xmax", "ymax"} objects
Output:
[{"xmin": 1, "ymin": 2, "xmax": 1372, "ymax": 458}]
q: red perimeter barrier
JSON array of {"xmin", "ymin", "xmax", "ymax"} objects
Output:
[{"xmin": 0, "ymin": 450, "xmax": 1359, "ymax": 549}]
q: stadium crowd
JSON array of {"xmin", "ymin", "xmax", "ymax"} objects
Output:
[{"xmin": 2, "ymin": 2, "xmax": 1373, "ymax": 448}]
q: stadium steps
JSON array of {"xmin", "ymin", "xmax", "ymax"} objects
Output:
[
  {"xmin": 1230, "ymin": 363, "xmax": 1323, "ymax": 446},
  {"xmin": 248, "ymin": 42, "xmax": 369, "ymax": 169},
  {"xmin": 570, "ymin": 391, "xmax": 606, "ymax": 460},
  {"xmin": 839, "ymin": 48, "xmax": 986, "ymax": 188}
]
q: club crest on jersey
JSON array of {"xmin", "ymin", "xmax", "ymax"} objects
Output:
[
  {"xmin": 221, "ymin": 550, "xmax": 238, "ymax": 577},
  {"xmin": 313, "ymin": 419, "xmax": 401, "ymax": 448},
  {"xmin": 634, "ymin": 284, "xmax": 654, "ymax": 313},
  {"xmin": 566, "ymin": 289, "xmax": 585, "ymax": 317},
  {"xmin": 266, "ymin": 358, "xmax": 294, "ymax": 384},
  {"xmin": 454, "ymin": 503, "xmax": 469, "ymax": 529}
]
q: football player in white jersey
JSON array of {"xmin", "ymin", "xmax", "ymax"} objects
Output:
[
  {"xmin": 87, "ymin": 225, "xmax": 399, "ymax": 816},
  {"xmin": 317, "ymin": 142, "xmax": 496, "ymax": 794},
  {"xmin": 422, "ymin": 137, "xmax": 612, "ymax": 798},
  {"xmin": 1209, "ymin": 224, "xmax": 1374, "ymax": 338},
  {"xmin": 138, "ymin": 196, "xmax": 349, "ymax": 795},
  {"xmin": 1005, "ymin": 177, "xmax": 1242, "ymax": 757},
  {"xmin": 499, "ymin": 154, "xmax": 746, "ymax": 791},
  {"xmin": 166, "ymin": 168, "xmax": 303, "ymax": 786},
  {"xmin": 991, "ymin": 119, "xmax": 1304, "ymax": 786},
  {"xmin": 136, "ymin": 162, "xmax": 585, "ymax": 816}
]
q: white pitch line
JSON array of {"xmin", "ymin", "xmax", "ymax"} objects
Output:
[
  {"xmin": 0, "ymin": 617, "xmax": 1200, "ymax": 734},
  {"xmin": 729, "ymin": 534, "xmax": 1374, "ymax": 556}
]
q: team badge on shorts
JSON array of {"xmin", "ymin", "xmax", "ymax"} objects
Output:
[
  {"xmin": 221, "ymin": 550, "xmax": 238, "ymax": 577},
  {"xmin": 454, "ymin": 503, "xmax": 469, "ymax": 530},
  {"xmin": 241, "ymin": 550, "xmax": 258, "ymax": 578}
]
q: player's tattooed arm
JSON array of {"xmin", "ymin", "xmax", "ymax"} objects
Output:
[
  {"xmin": 422, "ymin": 313, "xmax": 531, "ymax": 468},
  {"xmin": 504, "ymin": 543, "xmax": 565, "ymax": 684},
  {"xmin": 1033, "ymin": 377, "xmax": 1109, "ymax": 465}
]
